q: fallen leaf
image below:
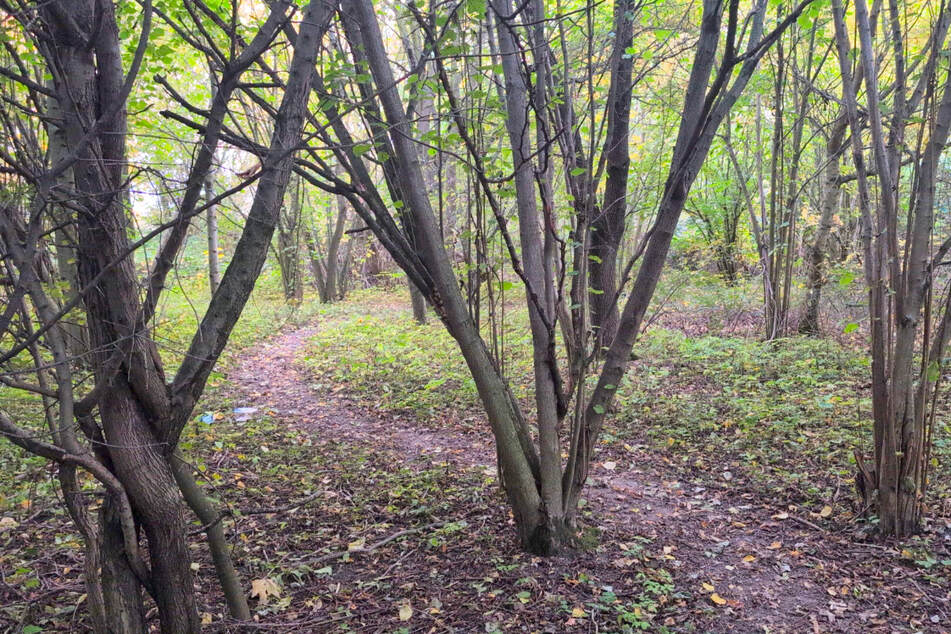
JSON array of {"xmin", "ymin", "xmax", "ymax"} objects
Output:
[
  {"xmin": 819, "ymin": 505, "xmax": 833, "ymax": 518},
  {"xmin": 250, "ymin": 578, "xmax": 281, "ymax": 605},
  {"xmin": 742, "ymin": 555, "xmax": 756, "ymax": 563},
  {"xmin": 348, "ymin": 537, "xmax": 366, "ymax": 551},
  {"xmin": 0, "ymin": 517, "xmax": 17, "ymax": 531},
  {"xmin": 710, "ymin": 593, "xmax": 727, "ymax": 606},
  {"xmin": 701, "ymin": 582, "xmax": 715, "ymax": 593},
  {"xmin": 571, "ymin": 606, "xmax": 586, "ymax": 618},
  {"xmin": 772, "ymin": 512, "xmax": 789, "ymax": 520},
  {"xmin": 398, "ymin": 602, "xmax": 413, "ymax": 621},
  {"xmin": 201, "ymin": 613, "xmax": 213, "ymax": 625},
  {"xmin": 768, "ymin": 541, "xmax": 782, "ymax": 550},
  {"xmin": 603, "ymin": 461, "xmax": 617, "ymax": 471}
]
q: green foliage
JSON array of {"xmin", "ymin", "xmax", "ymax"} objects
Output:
[
  {"xmin": 617, "ymin": 328, "xmax": 950, "ymax": 507},
  {"xmin": 297, "ymin": 284, "xmax": 950, "ymax": 514},
  {"xmin": 301, "ymin": 289, "xmax": 534, "ymax": 422}
]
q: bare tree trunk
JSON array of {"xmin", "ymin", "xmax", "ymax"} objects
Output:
[
  {"xmin": 800, "ymin": 117, "xmax": 846, "ymax": 335},
  {"xmin": 206, "ymin": 173, "xmax": 221, "ymax": 295},
  {"xmin": 206, "ymin": 66, "xmax": 222, "ymax": 296},
  {"xmin": 171, "ymin": 452, "xmax": 250, "ymax": 620},
  {"xmin": 409, "ymin": 280, "xmax": 428, "ymax": 324},
  {"xmin": 277, "ymin": 174, "xmax": 304, "ymax": 302}
]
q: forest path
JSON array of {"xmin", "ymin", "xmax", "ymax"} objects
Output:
[{"xmin": 226, "ymin": 323, "xmax": 904, "ymax": 633}]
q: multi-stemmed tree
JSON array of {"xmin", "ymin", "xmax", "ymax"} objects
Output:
[{"xmin": 0, "ymin": 0, "xmax": 332, "ymax": 630}]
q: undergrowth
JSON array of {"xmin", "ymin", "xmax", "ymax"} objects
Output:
[{"xmin": 300, "ymin": 284, "xmax": 951, "ymax": 519}]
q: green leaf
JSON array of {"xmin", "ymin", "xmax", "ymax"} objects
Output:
[
  {"xmin": 593, "ymin": 404, "xmax": 606, "ymax": 414},
  {"xmin": 838, "ymin": 272, "xmax": 855, "ymax": 287},
  {"xmin": 927, "ymin": 360, "xmax": 941, "ymax": 382},
  {"xmin": 843, "ymin": 323, "xmax": 859, "ymax": 334}
]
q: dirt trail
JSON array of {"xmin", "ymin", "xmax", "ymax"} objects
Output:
[{"xmin": 227, "ymin": 325, "xmax": 902, "ymax": 633}]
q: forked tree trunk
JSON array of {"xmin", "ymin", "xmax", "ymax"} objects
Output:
[
  {"xmin": 44, "ymin": 2, "xmax": 200, "ymax": 629},
  {"xmin": 350, "ymin": 0, "xmax": 551, "ymax": 551},
  {"xmin": 25, "ymin": 1, "xmax": 329, "ymax": 630}
]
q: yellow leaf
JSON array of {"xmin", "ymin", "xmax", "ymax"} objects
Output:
[
  {"xmin": 768, "ymin": 541, "xmax": 782, "ymax": 549},
  {"xmin": 742, "ymin": 555, "xmax": 755, "ymax": 563},
  {"xmin": 201, "ymin": 613, "xmax": 213, "ymax": 625},
  {"xmin": 701, "ymin": 582, "xmax": 715, "ymax": 593},
  {"xmin": 710, "ymin": 593, "xmax": 727, "ymax": 606},
  {"xmin": 571, "ymin": 606, "xmax": 586, "ymax": 618},
  {"xmin": 398, "ymin": 602, "xmax": 413, "ymax": 621},
  {"xmin": 819, "ymin": 505, "xmax": 833, "ymax": 518},
  {"xmin": 250, "ymin": 578, "xmax": 281, "ymax": 605},
  {"xmin": 348, "ymin": 537, "xmax": 366, "ymax": 551}
]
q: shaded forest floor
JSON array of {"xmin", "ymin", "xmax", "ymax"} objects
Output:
[{"xmin": 2, "ymin": 285, "xmax": 951, "ymax": 632}]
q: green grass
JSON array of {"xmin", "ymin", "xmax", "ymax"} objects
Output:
[
  {"xmin": 617, "ymin": 330, "xmax": 879, "ymax": 503},
  {"xmin": 0, "ymin": 265, "xmax": 321, "ymax": 513},
  {"xmin": 300, "ymin": 287, "xmax": 535, "ymax": 425},
  {"xmin": 299, "ymin": 282, "xmax": 951, "ymax": 515}
]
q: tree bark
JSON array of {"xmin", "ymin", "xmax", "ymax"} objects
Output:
[
  {"xmin": 171, "ymin": 452, "xmax": 251, "ymax": 621},
  {"xmin": 350, "ymin": 0, "xmax": 551, "ymax": 552},
  {"xmin": 799, "ymin": 117, "xmax": 847, "ymax": 335}
]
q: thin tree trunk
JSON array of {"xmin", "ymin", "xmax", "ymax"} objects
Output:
[
  {"xmin": 409, "ymin": 280, "xmax": 427, "ymax": 324},
  {"xmin": 800, "ymin": 117, "xmax": 847, "ymax": 335},
  {"xmin": 206, "ymin": 173, "xmax": 221, "ymax": 295},
  {"xmin": 350, "ymin": 0, "xmax": 550, "ymax": 552},
  {"xmin": 171, "ymin": 452, "xmax": 251, "ymax": 621},
  {"xmin": 98, "ymin": 500, "xmax": 146, "ymax": 632},
  {"xmin": 206, "ymin": 66, "xmax": 222, "ymax": 295}
]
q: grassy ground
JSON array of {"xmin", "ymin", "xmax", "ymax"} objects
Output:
[{"xmin": 301, "ymin": 279, "xmax": 951, "ymax": 521}]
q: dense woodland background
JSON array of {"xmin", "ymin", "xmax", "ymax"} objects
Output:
[{"xmin": 1, "ymin": 0, "xmax": 951, "ymax": 631}]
